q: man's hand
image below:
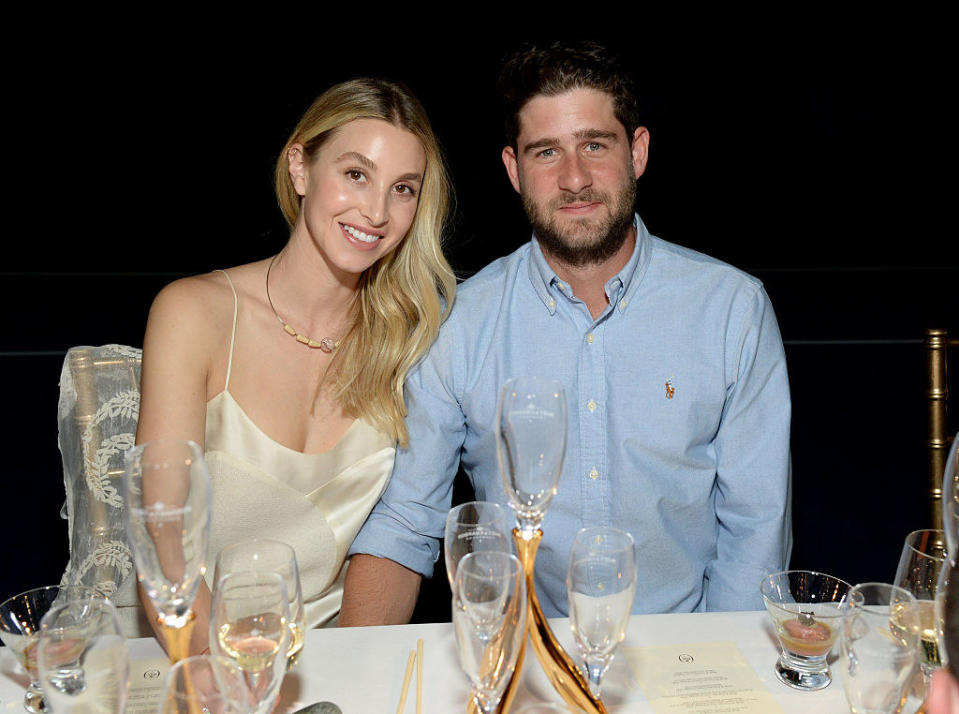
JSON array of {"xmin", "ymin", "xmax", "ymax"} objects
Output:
[{"xmin": 339, "ymin": 554, "xmax": 422, "ymax": 626}]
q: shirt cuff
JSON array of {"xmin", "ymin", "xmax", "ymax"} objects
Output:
[{"xmin": 348, "ymin": 510, "xmax": 441, "ymax": 579}]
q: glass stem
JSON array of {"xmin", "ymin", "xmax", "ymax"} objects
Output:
[
  {"xmin": 159, "ymin": 611, "xmax": 196, "ymax": 664},
  {"xmin": 586, "ymin": 660, "xmax": 605, "ymax": 697},
  {"xmin": 475, "ymin": 690, "xmax": 499, "ymax": 714}
]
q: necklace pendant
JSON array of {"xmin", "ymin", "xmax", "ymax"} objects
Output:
[{"xmin": 318, "ymin": 337, "xmax": 336, "ymax": 353}]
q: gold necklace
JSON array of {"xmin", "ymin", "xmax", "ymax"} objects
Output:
[{"xmin": 265, "ymin": 255, "xmax": 338, "ymax": 352}]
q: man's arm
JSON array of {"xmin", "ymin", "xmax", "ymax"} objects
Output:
[
  {"xmin": 705, "ymin": 285, "xmax": 792, "ymax": 611},
  {"xmin": 343, "ymin": 325, "xmax": 466, "ymax": 624},
  {"xmin": 339, "ymin": 555, "xmax": 422, "ymax": 626}
]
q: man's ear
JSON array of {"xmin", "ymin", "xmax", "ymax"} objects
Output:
[
  {"xmin": 288, "ymin": 143, "xmax": 309, "ymax": 196},
  {"xmin": 502, "ymin": 146, "xmax": 522, "ymax": 194},
  {"xmin": 630, "ymin": 127, "xmax": 650, "ymax": 179}
]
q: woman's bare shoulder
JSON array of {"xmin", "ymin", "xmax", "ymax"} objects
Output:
[
  {"xmin": 148, "ymin": 261, "xmax": 267, "ymax": 324},
  {"xmin": 144, "ymin": 271, "xmax": 240, "ymax": 348}
]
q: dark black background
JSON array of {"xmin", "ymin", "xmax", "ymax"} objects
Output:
[{"xmin": 1, "ymin": 15, "xmax": 955, "ymax": 620}]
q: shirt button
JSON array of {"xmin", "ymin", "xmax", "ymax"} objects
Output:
[
  {"xmin": 589, "ymin": 468, "xmax": 599, "ymax": 480},
  {"xmin": 548, "ymin": 297, "xmax": 556, "ymax": 309},
  {"xmin": 587, "ymin": 399, "xmax": 597, "ymax": 412},
  {"xmin": 619, "ymin": 298, "xmax": 628, "ymax": 309},
  {"xmin": 586, "ymin": 333, "xmax": 594, "ymax": 344}
]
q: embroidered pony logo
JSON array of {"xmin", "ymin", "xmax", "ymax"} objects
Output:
[{"xmin": 665, "ymin": 379, "xmax": 675, "ymax": 399}]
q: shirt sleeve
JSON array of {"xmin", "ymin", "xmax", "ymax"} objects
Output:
[
  {"xmin": 348, "ymin": 329, "xmax": 466, "ymax": 578},
  {"xmin": 704, "ymin": 285, "xmax": 792, "ymax": 611}
]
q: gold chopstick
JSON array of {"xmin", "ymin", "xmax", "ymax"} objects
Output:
[
  {"xmin": 396, "ymin": 649, "xmax": 416, "ymax": 714},
  {"xmin": 416, "ymin": 638, "xmax": 423, "ymax": 714}
]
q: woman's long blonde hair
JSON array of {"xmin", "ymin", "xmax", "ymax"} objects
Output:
[{"xmin": 275, "ymin": 79, "xmax": 456, "ymax": 445}]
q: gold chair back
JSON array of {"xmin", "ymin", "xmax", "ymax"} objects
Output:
[
  {"xmin": 57, "ymin": 344, "xmax": 152, "ymax": 636},
  {"xmin": 927, "ymin": 328, "xmax": 958, "ymax": 531}
]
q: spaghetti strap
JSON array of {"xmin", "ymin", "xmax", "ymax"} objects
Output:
[{"xmin": 215, "ymin": 269, "xmax": 239, "ymax": 391}]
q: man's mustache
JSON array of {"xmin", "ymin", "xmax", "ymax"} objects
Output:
[{"xmin": 551, "ymin": 190, "xmax": 608, "ymax": 208}]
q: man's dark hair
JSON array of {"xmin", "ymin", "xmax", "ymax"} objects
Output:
[{"xmin": 497, "ymin": 40, "xmax": 642, "ymax": 149}]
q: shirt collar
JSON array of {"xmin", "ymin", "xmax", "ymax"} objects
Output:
[{"xmin": 527, "ymin": 213, "xmax": 652, "ymax": 315}]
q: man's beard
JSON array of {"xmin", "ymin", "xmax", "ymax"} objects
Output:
[{"xmin": 523, "ymin": 178, "xmax": 636, "ymax": 268}]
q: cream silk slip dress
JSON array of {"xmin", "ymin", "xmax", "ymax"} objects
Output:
[{"xmin": 204, "ymin": 270, "xmax": 395, "ymax": 627}]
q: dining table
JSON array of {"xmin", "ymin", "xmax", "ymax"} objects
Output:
[{"xmin": 0, "ymin": 609, "xmax": 928, "ymax": 713}]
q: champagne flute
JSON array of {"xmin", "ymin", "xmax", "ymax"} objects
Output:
[
  {"xmin": 566, "ymin": 527, "xmax": 636, "ymax": 697},
  {"xmin": 893, "ymin": 528, "xmax": 947, "ymax": 675},
  {"xmin": 839, "ymin": 583, "xmax": 920, "ymax": 714},
  {"xmin": 214, "ymin": 539, "xmax": 305, "ymax": 668},
  {"xmin": 453, "ymin": 551, "xmax": 527, "ymax": 713},
  {"xmin": 496, "ymin": 377, "xmax": 567, "ymax": 539},
  {"xmin": 445, "ymin": 501, "xmax": 513, "ymax": 589},
  {"xmin": 162, "ymin": 654, "xmax": 256, "ymax": 714},
  {"xmin": 123, "ymin": 439, "xmax": 212, "ymax": 663},
  {"xmin": 210, "ymin": 571, "xmax": 290, "ymax": 714},
  {"xmin": 494, "ymin": 376, "xmax": 603, "ymax": 714},
  {"xmin": 37, "ymin": 598, "xmax": 129, "ymax": 714}
]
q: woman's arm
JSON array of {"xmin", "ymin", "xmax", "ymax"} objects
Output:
[{"xmin": 135, "ymin": 276, "xmax": 223, "ymax": 655}]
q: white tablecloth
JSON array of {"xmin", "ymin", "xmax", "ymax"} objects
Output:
[{"xmin": 0, "ymin": 610, "xmax": 925, "ymax": 712}]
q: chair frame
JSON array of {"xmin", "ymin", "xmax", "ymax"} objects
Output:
[{"xmin": 927, "ymin": 328, "xmax": 958, "ymax": 532}]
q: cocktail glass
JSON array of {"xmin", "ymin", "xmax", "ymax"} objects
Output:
[
  {"xmin": 760, "ymin": 570, "xmax": 851, "ymax": 690},
  {"xmin": 0, "ymin": 586, "xmax": 61, "ymax": 712}
]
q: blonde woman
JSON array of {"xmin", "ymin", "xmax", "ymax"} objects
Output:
[{"xmin": 135, "ymin": 78, "xmax": 456, "ymax": 654}]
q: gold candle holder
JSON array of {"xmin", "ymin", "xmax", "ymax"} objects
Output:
[{"xmin": 468, "ymin": 528, "xmax": 606, "ymax": 714}]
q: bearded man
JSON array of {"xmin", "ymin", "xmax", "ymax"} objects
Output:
[{"xmin": 341, "ymin": 41, "xmax": 792, "ymax": 624}]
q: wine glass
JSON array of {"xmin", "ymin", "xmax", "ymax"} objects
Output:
[
  {"xmin": 445, "ymin": 501, "xmax": 513, "ymax": 589},
  {"xmin": 36, "ymin": 598, "xmax": 129, "ymax": 714},
  {"xmin": 162, "ymin": 654, "xmax": 256, "ymax": 714},
  {"xmin": 760, "ymin": 570, "xmax": 852, "ymax": 690},
  {"xmin": 943, "ymin": 432, "xmax": 959, "ymax": 557},
  {"xmin": 839, "ymin": 583, "xmax": 920, "ymax": 714},
  {"xmin": 935, "ymin": 432, "xmax": 958, "ymax": 670},
  {"xmin": 210, "ymin": 571, "xmax": 290, "ymax": 714},
  {"xmin": 214, "ymin": 539, "xmax": 305, "ymax": 668},
  {"xmin": 496, "ymin": 377, "xmax": 567, "ymax": 539},
  {"xmin": 453, "ymin": 551, "xmax": 527, "ymax": 713},
  {"xmin": 0, "ymin": 586, "xmax": 65, "ymax": 712},
  {"xmin": 566, "ymin": 526, "xmax": 636, "ymax": 697},
  {"xmin": 893, "ymin": 528, "xmax": 947, "ymax": 676},
  {"xmin": 123, "ymin": 439, "xmax": 212, "ymax": 663}
]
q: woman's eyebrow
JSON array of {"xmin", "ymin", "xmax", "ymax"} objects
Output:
[{"xmin": 335, "ymin": 151, "xmax": 377, "ymax": 170}]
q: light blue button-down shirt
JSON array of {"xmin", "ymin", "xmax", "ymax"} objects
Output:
[{"xmin": 350, "ymin": 216, "xmax": 792, "ymax": 616}]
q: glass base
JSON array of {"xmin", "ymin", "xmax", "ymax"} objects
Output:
[
  {"xmin": 775, "ymin": 658, "xmax": 832, "ymax": 690},
  {"xmin": 24, "ymin": 683, "xmax": 47, "ymax": 713}
]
